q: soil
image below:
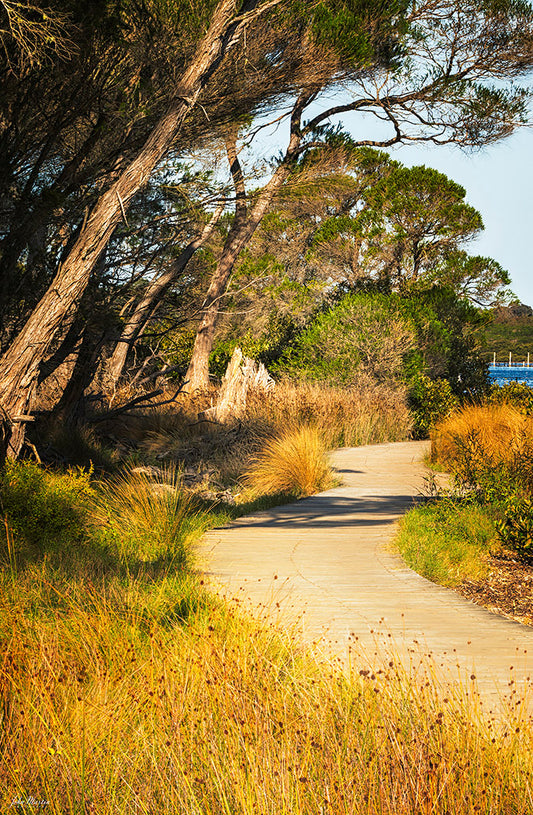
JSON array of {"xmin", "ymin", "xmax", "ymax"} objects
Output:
[{"xmin": 458, "ymin": 554, "xmax": 533, "ymax": 627}]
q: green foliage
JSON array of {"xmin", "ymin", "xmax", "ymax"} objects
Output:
[
  {"xmin": 275, "ymin": 291, "xmax": 415, "ymax": 386},
  {"xmin": 409, "ymin": 374, "xmax": 460, "ymax": 439},
  {"xmin": 0, "ymin": 461, "xmax": 94, "ymax": 558},
  {"xmin": 399, "ymin": 286, "xmax": 490, "ymax": 396},
  {"xmin": 210, "ymin": 315, "xmax": 297, "ymax": 377},
  {"xmin": 495, "ymin": 495, "xmax": 533, "ymax": 560},
  {"xmin": 488, "ymin": 381, "xmax": 533, "ymax": 414},
  {"xmin": 311, "ymin": 0, "xmax": 408, "ymax": 65},
  {"xmin": 481, "ymin": 305, "xmax": 533, "ymax": 362}
]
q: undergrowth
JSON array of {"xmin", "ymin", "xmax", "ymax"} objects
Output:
[{"xmin": 3, "ymin": 443, "xmax": 533, "ymax": 812}]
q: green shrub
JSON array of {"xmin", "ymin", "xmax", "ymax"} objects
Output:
[
  {"xmin": 495, "ymin": 495, "xmax": 533, "ymax": 560},
  {"xmin": 275, "ymin": 292, "xmax": 415, "ymax": 386},
  {"xmin": 488, "ymin": 381, "xmax": 533, "ymax": 414},
  {"xmin": 409, "ymin": 374, "xmax": 459, "ymax": 439},
  {"xmin": 0, "ymin": 461, "xmax": 94, "ymax": 559}
]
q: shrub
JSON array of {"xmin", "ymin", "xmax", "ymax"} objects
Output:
[
  {"xmin": 431, "ymin": 404, "xmax": 531, "ymax": 488},
  {"xmin": 409, "ymin": 374, "xmax": 459, "ymax": 439},
  {"xmin": 0, "ymin": 461, "xmax": 94, "ymax": 560},
  {"xmin": 487, "ymin": 381, "xmax": 533, "ymax": 415},
  {"xmin": 243, "ymin": 425, "xmax": 334, "ymax": 498},
  {"xmin": 275, "ymin": 292, "xmax": 415, "ymax": 387},
  {"xmin": 495, "ymin": 495, "xmax": 533, "ymax": 560}
]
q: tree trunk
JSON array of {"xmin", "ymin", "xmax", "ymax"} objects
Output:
[
  {"xmin": 185, "ymin": 93, "xmax": 311, "ymax": 392},
  {"xmin": 0, "ymin": 0, "xmax": 271, "ymax": 460},
  {"xmin": 105, "ymin": 204, "xmax": 223, "ymax": 386}
]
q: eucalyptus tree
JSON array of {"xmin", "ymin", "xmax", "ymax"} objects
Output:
[
  {"xmin": 0, "ymin": 0, "xmax": 293, "ymax": 459},
  {"xmin": 184, "ymin": 0, "xmax": 533, "ymax": 391}
]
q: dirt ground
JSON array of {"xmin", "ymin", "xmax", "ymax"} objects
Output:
[{"xmin": 458, "ymin": 554, "xmax": 533, "ymax": 627}]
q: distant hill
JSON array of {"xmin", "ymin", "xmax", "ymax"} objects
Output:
[{"xmin": 481, "ymin": 303, "xmax": 533, "ymax": 364}]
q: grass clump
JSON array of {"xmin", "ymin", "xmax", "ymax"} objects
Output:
[
  {"xmin": 431, "ymin": 403, "xmax": 531, "ymax": 481},
  {"xmin": 92, "ymin": 466, "xmax": 209, "ymax": 565},
  {"xmin": 243, "ymin": 424, "xmax": 334, "ymax": 498}
]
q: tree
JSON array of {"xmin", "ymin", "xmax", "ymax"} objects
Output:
[
  {"xmin": 183, "ymin": 0, "xmax": 533, "ymax": 390},
  {"xmin": 0, "ymin": 0, "xmax": 287, "ymax": 459}
]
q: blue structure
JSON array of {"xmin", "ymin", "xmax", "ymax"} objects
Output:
[{"xmin": 488, "ymin": 364, "xmax": 533, "ymax": 387}]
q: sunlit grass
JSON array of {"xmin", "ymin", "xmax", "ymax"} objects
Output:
[
  {"xmin": 3, "ymin": 573, "xmax": 533, "ymax": 815},
  {"xmin": 431, "ymin": 403, "xmax": 532, "ymax": 474},
  {"xmin": 395, "ymin": 498, "xmax": 497, "ymax": 587},
  {"xmin": 243, "ymin": 424, "xmax": 334, "ymax": 498}
]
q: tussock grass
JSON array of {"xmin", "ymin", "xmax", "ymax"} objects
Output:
[
  {"xmin": 431, "ymin": 403, "xmax": 531, "ymax": 473},
  {"xmin": 243, "ymin": 424, "xmax": 334, "ymax": 498},
  {"xmin": 92, "ymin": 465, "xmax": 209, "ymax": 565}
]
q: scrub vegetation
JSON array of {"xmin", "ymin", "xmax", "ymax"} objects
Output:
[{"xmin": 3, "ymin": 460, "xmax": 533, "ymax": 815}]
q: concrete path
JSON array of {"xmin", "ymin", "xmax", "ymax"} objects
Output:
[{"xmin": 199, "ymin": 441, "xmax": 533, "ymax": 719}]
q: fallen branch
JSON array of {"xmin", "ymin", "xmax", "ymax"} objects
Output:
[{"xmin": 90, "ymin": 382, "xmax": 188, "ymax": 423}]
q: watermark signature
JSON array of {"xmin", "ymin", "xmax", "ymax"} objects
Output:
[{"xmin": 10, "ymin": 797, "xmax": 49, "ymax": 810}]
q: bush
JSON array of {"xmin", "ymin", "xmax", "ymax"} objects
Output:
[
  {"xmin": 431, "ymin": 404, "xmax": 532, "ymax": 492},
  {"xmin": 0, "ymin": 461, "xmax": 95, "ymax": 560},
  {"xmin": 275, "ymin": 292, "xmax": 415, "ymax": 387},
  {"xmin": 243, "ymin": 425, "xmax": 334, "ymax": 498},
  {"xmin": 487, "ymin": 381, "xmax": 533, "ymax": 415},
  {"xmin": 409, "ymin": 374, "xmax": 459, "ymax": 439},
  {"xmin": 495, "ymin": 495, "xmax": 533, "ymax": 560}
]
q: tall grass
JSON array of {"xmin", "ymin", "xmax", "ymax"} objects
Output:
[
  {"xmin": 431, "ymin": 403, "xmax": 532, "ymax": 477},
  {"xmin": 246, "ymin": 379, "xmax": 412, "ymax": 449},
  {"xmin": 3, "ymin": 577, "xmax": 533, "ymax": 814},
  {"xmin": 3, "ymin": 457, "xmax": 533, "ymax": 813},
  {"xmin": 243, "ymin": 425, "xmax": 334, "ymax": 498}
]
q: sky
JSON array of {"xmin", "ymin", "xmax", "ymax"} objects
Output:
[{"xmin": 252, "ymin": 107, "xmax": 533, "ymax": 307}]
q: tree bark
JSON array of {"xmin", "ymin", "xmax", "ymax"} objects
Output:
[
  {"xmin": 185, "ymin": 94, "xmax": 311, "ymax": 391},
  {"xmin": 105, "ymin": 204, "xmax": 224, "ymax": 386},
  {"xmin": 0, "ymin": 0, "xmax": 277, "ymax": 460}
]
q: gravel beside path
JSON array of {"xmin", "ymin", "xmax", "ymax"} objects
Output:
[{"xmin": 199, "ymin": 441, "xmax": 533, "ymax": 718}]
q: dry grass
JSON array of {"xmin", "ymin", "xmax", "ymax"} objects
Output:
[
  {"xmin": 246, "ymin": 379, "xmax": 412, "ymax": 449},
  {"xmin": 243, "ymin": 424, "xmax": 334, "ymax": 498},
  {"xmin": 3, "ymin": 579, "xmax": 533, "ymax": 815},
  {"xmin": 431, "ymin": 404, "xmax": 531, "ymax": 471},
  {"xmin": 3, "ymin": 458, "xmax": 533, "ymax": 814}
]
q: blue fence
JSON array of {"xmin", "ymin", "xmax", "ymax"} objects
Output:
[{"xmin": 488, "ymin": 364, "xmax": 533, "ymax": 387}]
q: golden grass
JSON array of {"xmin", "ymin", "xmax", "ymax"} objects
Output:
[
  {"xmin": 246, "ymin": 379, "xmax": 412, "ymax": 449},
  {"xmin": 3, "ymin": 461, "xmax": 533, "ymax": 814},
  {"xmin": 243, "ymin": 424, "xmax": 334, "ymax": 498},
  {"xmin": 3, "ymin": 578, "xmax": 533, "ymax": 815},
  {"xmin": 91, "ymin": 465, "xmax": 210, "ymax": 564},
  {"xmin": 431, "ymin": 403, "xmax": 532, "ymax": 472}
]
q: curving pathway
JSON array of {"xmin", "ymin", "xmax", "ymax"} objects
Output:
[{"xmin": 199, "ymin": 441, "xmax": 533, "ymax": 718}]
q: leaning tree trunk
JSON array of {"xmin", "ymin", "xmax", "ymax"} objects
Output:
[
  {"xmin": 105, "ymin": 204, "xmax": 224, "ymax": 386},
  {"xmin": 185, "ymin": 93, "xmax": 310, "ymax": 392},
  {"xmin": 0, "ymin": 0, "xmax": 273, "ymax": 461}
]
